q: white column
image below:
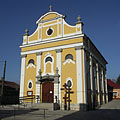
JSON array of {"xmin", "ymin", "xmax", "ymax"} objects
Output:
[
  {"xmin": 96, "ymin": 63, "xmax": 100, "ymax": 105},
  {"xmin": 90, "ymin": 54, "xmax": 93, "ymax": 108},
  {"xmin": 101, "ymin": 68, "xmax": 105, "ymax": 103},
  {"xmin": 82, "ymin": 47, "xmax": 87, "ymax": 104},
  {"xmin": 75, "ymin": 46, "xmax": 83, "ymax": 104},
  {"xmin": 105, "ymin": 71, "xmax": 108, "ymax": 103},
  {"xmin": 55, "ymin": 49, "xmax": 62, "ymax": 104},
  {"xmin": 36, "ymin": 52, "xmax": 42, "ymax": 103},
  {"xmin": 20, "ymin": 54, "xmax": 26, "ymax": 98}
]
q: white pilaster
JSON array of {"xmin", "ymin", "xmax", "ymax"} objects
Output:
[
  {"xmin": 105, "ymin": 71, "xmax": 108, "ymax": 103},
  {"xmin": 20, "ymin": 54, "xmax": 26, "ymax": 98},
  {"xmin": 75, "ymin": 46, "xmax": 83, "ymax": 104},
  {"xmin": 55, "ymin": 49, "xmax": 62, "ymax": 104},
  {"xmin": 90, "ymin": 54, "xmax": 94, "ymax": 107},
  {"xmin": 101, "ymin": 68, "xmax": 105, "ymax": 103},
  {"xmin": 96, "ymin": 63, "xmax": 100, "ymax": 105},
  {"xmin": 82, "ymin": 48, "xmax": 87, "ymax": 104},
  {"xmin": 54, "ymin": 84, "xmax": 59, "ymax": 103},
  {"xmin": 36, "ymin": 52, "xmax": 42, "ymax": 103}
]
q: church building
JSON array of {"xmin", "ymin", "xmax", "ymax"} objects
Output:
[{"xmin": 20, "ymin": 7, "xmax": 108, "ymax": 110}]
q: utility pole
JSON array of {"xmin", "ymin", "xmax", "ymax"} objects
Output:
[{"xmin": 0, "ymin": 60, "xmax": 6, "ymax": 105}]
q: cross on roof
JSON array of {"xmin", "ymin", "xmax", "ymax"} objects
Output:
[{"xmin": 49, "ymin": 5, "xmax": 52, "ymax": 12}]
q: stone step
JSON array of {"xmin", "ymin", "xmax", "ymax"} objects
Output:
[
  {"xmin": 32, "ymin": 103, "xmax": 54, "ymax": 110},
  {"xmin": 19, "ymin": 103, "xmax": 55, "ymax": 110}
]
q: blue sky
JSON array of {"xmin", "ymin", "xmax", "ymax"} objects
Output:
[{"xmin": 0, "ymin": 0, "xmax": 120, "ymax": 83}]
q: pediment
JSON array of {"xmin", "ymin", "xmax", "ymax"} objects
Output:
[{"xmin": 36, "ymin": 11, "xmax": 64, "ymax": 24}]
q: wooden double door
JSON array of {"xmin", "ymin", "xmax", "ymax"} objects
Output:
[{"xmin": 42, "ymin": 82, "xmax": 54, "ymax": 103}]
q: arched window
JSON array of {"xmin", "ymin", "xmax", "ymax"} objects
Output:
[
  {"xmin": 45, "ymin": 57, "xmax": 52, "ymax": 63},
  {"xmin": 28, "ymin": 59, "xmax": 34, "ymax": 65},
  {"xmin": 65, "ymin": 54, "xmax": 73, "ymax": 60}
]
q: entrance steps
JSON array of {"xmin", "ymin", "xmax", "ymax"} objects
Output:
[
  {"xmin": 31, "ymin": 103, "xmax": 54, "ymax": 110},
  {"xmin": 19, "ymin": 103, "xmax": 60, "ymax": 110}
]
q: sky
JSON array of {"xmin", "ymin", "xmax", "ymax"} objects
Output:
[{"xmin": 0, "ymin": 0, "xmax": 120, "ymax": 84}]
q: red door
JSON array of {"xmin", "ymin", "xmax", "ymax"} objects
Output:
[{"xmin": 42, "ymin": 82, "xmax": 54, "ymax": 103}]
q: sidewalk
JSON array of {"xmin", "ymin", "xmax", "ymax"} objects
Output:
[
  {"xmin": 1, "ymin": 100, "xmax": 120, "ymax": 120},
  {"xmin": 0, "ymin": 109, "xmax": 75, "ymax": 120}
]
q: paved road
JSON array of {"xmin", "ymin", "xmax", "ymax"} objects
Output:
[{"xmin": 0, "ymin": 100, "xmax": 120, "ymax": 120}]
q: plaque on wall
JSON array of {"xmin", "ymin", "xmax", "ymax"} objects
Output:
[{"xmin": 27, "ymin": 91, "xmax": 33, "ymax": 96}]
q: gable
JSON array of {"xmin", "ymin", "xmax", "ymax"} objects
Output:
[{"xmin": 22, "ymin": 11, "xmax": 83, "ymax": 47}]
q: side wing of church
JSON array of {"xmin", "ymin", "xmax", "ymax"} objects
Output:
[{"xmin": 19, "ymin": 8, "xmax": 108, "ymax": 110}]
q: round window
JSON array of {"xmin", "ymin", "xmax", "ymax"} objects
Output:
[{"xmin": 47, "ymin": 28, "xmax": 53, "ymax": 35}]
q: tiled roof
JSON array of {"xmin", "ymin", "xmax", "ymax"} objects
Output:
[
  {"xmin": 0, "ymin": 80, "xmax": 19, "ymax": 89},
  {"xmin": 107, "ymin": 79, "xmax": 120, "ymax": 89}
]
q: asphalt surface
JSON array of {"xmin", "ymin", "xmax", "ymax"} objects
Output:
[{"xmin": 0, "ymin": 100, "xmax": 120, "ymax": 120}]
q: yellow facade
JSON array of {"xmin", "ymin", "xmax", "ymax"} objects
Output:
[
  {"xmin": 24, "ymin": 54, "xmax": 36, "ymax": 102},
  {"xmin": 64, "ymin": 24, "xmax": 76, "ymax": 35},
  {"xmin": 29, "ymin": 31, "xmax": 38, "ymax": 42},
  {"xmin": 42, "ymin": 13, "xmax": 58, "ymax": 21},
  {"xmin": 42, "ymin": 24, "xmax": 57, "ymax": 39},
  {"xmin": 20, "ymin": 9, "xmax": 108, "ymax": 110},
  {"xmin": 21, "ymin": 37, "xmax": 83, "ymax": 52},
  {"xmin": 61, "ymin": 48, "xmax": 77, "ymax": 104}
]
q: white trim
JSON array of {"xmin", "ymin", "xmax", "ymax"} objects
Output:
[
  {"xmin": 61, "ymin": 18, "xmax": 63, "ymax": 37},
  {"xmin": 57, "ymin": 19, "xmax": 59, "ymax": 37},
  {"xmin": 76, "ymin": 48, "xmax": 83, "ymax": 103},
  {"xmin": 66, "ymin": 77, "xmax": 73, "ymax": 88},
  {"xmin": 54, "ymin": 83, "xmax": 59, "ymax": 103},
  {"xmin": 96, "ymin": 63, "xmax": 100, "ymax": 105},
  {"xmin": 63, "ymin": 32, "xmax": 81, "ymax": 38},
  {"xmin": 63, "ymin": 59, "xmax": 75, "ymax": 65},
  {"xmin": 28, "ymin": 27, "xmax": 39, "ymax": 43},
  {"xmin": 105, "ymin": 72, "xmax": 108, "ymax": 103},
  {"xmin": 42, "ymin": 53, "xmax": 55, "ymax": 76},
  {"xmin": 26, "ymin": 63, "xmax": 36, "ymax": 69},
  {"xmin": 21, "ymin": 43, "xmax": 83, "ymax": 55},
  {"xmin": 20, "ymin": 34, "xmax": 84, "ymax": 48},
  {"xmin": 43, "ymin": 22, "xmax": 58, "ymax": 28},
  {"xmin": 27, "ymin": 80, "xmax": 33, "ymax": 90},
  {"xmin": 82, "ymin": 49, "xmax": 87, "ymax": 104},
  {"xmin": 90, "ymin": 52, "xmax": 106, "ymax": 69},
  {"xmin": 63, "ymin": 19, "xmax": 77, "ymax": 28},
  {"xmin": 19, "ymin": 56, "xmax": 26, "ymax": 97},
  {"xmin": 90, "ymin": 55, "xmax": 94, "ymax": 108},
  {"xmin": 23, "ymin": 36, "xmax": 28, "ymax": 45},
  {"xmin": 41, "ymin": 23, "xmax": 43, "ymax": 40},
  {"xmin": 36, "ymin": 11, "xmax": 63, "ymax": 24},
  {"xmin": 76, "ymin": 24, "xmax": 82, "ymax": 34},
  {"xmin": 43, "ymin": 19, "xmax": 58, "ymax": 26},
  {"xmin": 36, "ymin": 53, "xmax": 41, "ymax": 102},
  {"xmin": 38, "ymin": 26, "xmax": 40, "ymax": 40},
  {"xmin": 63, "ymin": 19, "xmax": 78, "ymax": 39},
  {"xmin": 83, "ymin": 49, "xmax": 87, "ymax": 104},
  {"xmin": 101, "ymin": 68, "xmax": 105, "ymax": 103},
  {"xmin": 56, "ymin": 50, "xmax": 62, "ymax": 104}
]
